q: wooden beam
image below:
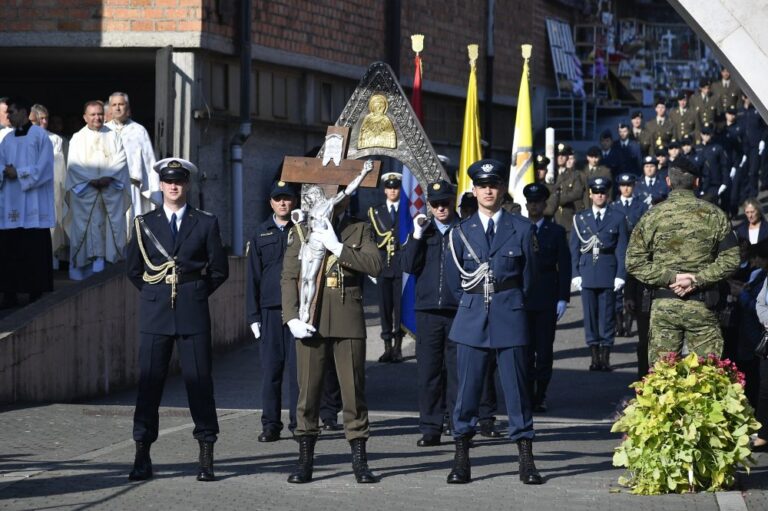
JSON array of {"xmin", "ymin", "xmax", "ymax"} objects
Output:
[{"xmin": 280, "ymin": 157, "xmax": 381, "ymax": 188}]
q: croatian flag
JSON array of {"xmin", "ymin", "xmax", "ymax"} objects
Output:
[{"xmin": 399, "ymin": 169, "xmax": 425, "ymax": 335}]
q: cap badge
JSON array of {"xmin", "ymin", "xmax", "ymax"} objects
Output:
[
  {"xmin": 168, "ymin": 160, "xmax": 182, "ymax": 169},
  {"xmin": 277, "ymin": 181, "xmax": 285, "ymax": 187},
  {"xmin": 481, "ymin": 163, "xmax": 494, "ymax": 173},
  {"xmin": 432, "ymin": 183, "xmax": 440, "ymax": 190}
]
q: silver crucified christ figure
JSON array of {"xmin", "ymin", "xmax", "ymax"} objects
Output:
[{"xmin": 293, "ymin": 159, "xmax": 374, "ymax": 323}]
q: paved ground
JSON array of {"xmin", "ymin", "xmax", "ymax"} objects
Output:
[{"xmin": 2, "ymin": 291, "xmax": 768, "ymax": 510}]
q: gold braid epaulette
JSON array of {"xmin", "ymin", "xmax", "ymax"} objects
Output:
[
  {"xmin": 134, "ymin": 217, "xmax": 176, "ymax": 285},
  {"xmin": 368, "ymin": 207, "xmax": 393, "ymax": 249}
]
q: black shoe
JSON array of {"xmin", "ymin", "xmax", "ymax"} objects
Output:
[
  {"xmin": 378, "ymin": 340, "xmax": 393, "ymax": 363},
  {"xmin": 321, "ymin": 419, "xmax": 342, "ymax": 431},
  {"xmin": 533, "ymin": 400, "xmax": 548, "ymax": 413},
  {"xmin": 589, "ymin": 345, "xmax": 601, "ymax": 371},
  {"xmin": 478, "ymin": 420, "xmax": 502, "ymax": 438},
  {"xmin": 350, "ymin": 438, "xmax": 378, "ymax": 483},
  {"xmin": 517, "ymin": 438, "xmax": 543, "ymax": 485},
  {"xmin": 599, "ymin": 346, "xmax": 613, "ymax": 372},
  {"xmin": 258, "ymin": 429, "xmax": 280, "ymax": 442},
  {"xmin": 196, "ymin": 441, "xmax": 215, "ymax": 482},
  {"xmin": 447, "ymin": 436, "xmax": 472, "ymax": 484},
  {"xmin": 532, "ymin": 379, "xmax": 550, "ymax": 413},
  {"xmin": 391, "ymin": 337, "xmax": 404, "ymax": 363},
  {"xmin": 416, "ymin": 435, "xmax": 441, "ymax": 447},
  {"xmin": 128, "ymin": 441, "xmax": 153, "ymax": 481},
  {"xmin": 615, "ymin": 312, "xmax": 626, "ymax": 337},
  {"xmin": 288, "ymin": 435, "xmax": 316, "ymax": 484}
]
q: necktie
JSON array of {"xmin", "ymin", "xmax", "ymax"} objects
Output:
[
  {"xmin": 648, "ymin": 178, "xmax": 654, "ymax": 187},
  {"xmin": 170, "ymin": 212, "xmax": 178, "ymax": 242},
  {"xmin": 486, "ymin": 218, "xmax": 495, "ymax": 246},
  {"xmin": 595, "ymin": 211, "xmax": 602, "ymax": 225},
  {"xmin": 389, "ymin": 205, "xmax": 396, "ymax": 224},
  {"xmin": 623, "ymin": 200, "xmax": 629, "ymax": 208}
]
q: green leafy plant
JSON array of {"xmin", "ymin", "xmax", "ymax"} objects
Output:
[{"xmin": 612, "ymin": 352, "xmax": 760, "ymax": 494}]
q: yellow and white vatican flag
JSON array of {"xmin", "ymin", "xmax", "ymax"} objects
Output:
[
  {"xmin": 456, "ymin": 44, "xmax": 483, "ymax": 204},
  {"xmin": 509, "ymin": 44, "xmax": 534, "ymax": 212}
]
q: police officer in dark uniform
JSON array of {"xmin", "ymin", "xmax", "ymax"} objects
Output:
[
  {"xmin": 368, "ymin": 171, "xmax": 405, "ymax": 363},
  {"xmin": 446, "ymin": 159, "xmax": 542, "ymax": 486},
  {"xmin": 523, "ymin": 183, "xmax": 570, "ymax": 412},
  {"xmin": 246, "ymin": 181, "xmax": 298, "ymax": 442},
  {"xmin": 570, "ymin": 177, "xmax": 628, "ymax": 372},
  {"xmin": 695, "ymin": 124, "xmax": 730, "ymax": 209},
  {"xmin": 126, "ymin": 158, "xmax": 229, "ymax": 482},
  {"xmin": 721, "ymin": 107, "xmax": 745, "ymax": 215},
  {"xmin": 613, "ymin": 174, "xmax": 649, "ymax": 339},
  {"xmin": 634, "ymin": 155, "xmax": 669, "ymax": 206},
  {"xmin": 738, "ymin": 95, "xmax": 768, "ymax": 195},
  {"xmin": 401, "ymin": 179, "xmax": 459, "ymax": 447}
]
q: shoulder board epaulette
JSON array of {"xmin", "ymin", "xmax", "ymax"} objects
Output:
[{"xmin": 197, "ymin": 209, "xmax": 214, "ymax": 217}]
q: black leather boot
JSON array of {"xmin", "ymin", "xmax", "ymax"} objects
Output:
[
  {"xmin": 447, "ymin": 436, "xmax": 472, "ymax": 484},
  {"xmin": 288, "ymin": 435, "xmax": 317, "ymax": 483},
  {"xmin": 350, "ymin": 438, "xmax": 378, "ymax": 483},
  {"xmin": 615, "ymin": 311, "xmax": 626, "ymax": 336},
  {"xmin": 517, "ymin": 438, "xmax": 543, "ymax": 484},
  {"xmin": 128, "ymin": 441, "xmax": 153, "ymax": 481},
  {"xmin": 599, "ymin": 346, "xmax": 613, "ymax": 372},
  {"xmin": 378, "ymin": 340, "xmax": 393, "ymax": 363},
  {"xmin": 196, "ymin": 441, "xmax": 215, "ymax": 481},
  {"xmin": 589, "ymin": 345, "xmax": 601, "ymax": 371},
  {"xmin": 478, "ymin": 419, "xmax": 502, "ymax": 438},
  {"xmin": 391, "ymin": 337, "xmax": 404, "ymax": 363},
  {"xmin": 533, "ymin": 379, "xmax": 550, "ymax": 413}
]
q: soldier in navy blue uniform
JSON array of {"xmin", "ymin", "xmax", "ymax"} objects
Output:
[
  {"xmin": 598, "ymin": 129, "xmax": 624, "ymax": 178},
  {"xmin": 738, "ymin": 95, "xmax": 768, "ymax": 195},
  {"xmin": 445, "ymin": 159, "xmax": 542, "ymax": 486},
  {"xmin": 401, "ymin": 179, "xmax": 459, "ymax": 447},
  {"xmin": 721, "ymin": 107, "xmax": 746, "ymax": 215},
  {"xmin": 523, "ymin": 183, "xmax": 570, "ymax": 413},
  {"xmin": 570, "ymin": 177, "xmax": 628, "ymax": 372},
  {"xmin": 126, "ymin": 158, "xmax": 229, "ymax": 482},
  {"xmin": 617, "ymin": 123, "xmax": 643, "ymax": 176},
  {"xmin": 368, "ymin": 172, "xmax": 405, "ymax": 363},
  {"xmin": 613, "ymin": 173, "xmax": 648, "ymax": 340},
  {"xmin": 634, "ymin": 155, "xmax": 669, "ymax": 206},
  {"xmin": 695, "ymin": 124, "xmax": 731, "ymax": 209},
  {"xmin": 246, "ymin": 181, "xmax": 298, "ymax": 442}
]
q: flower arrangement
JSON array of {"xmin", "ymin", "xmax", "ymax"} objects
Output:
[{"xmin": 612, "ymin": 352, "xmax": 760, "ymax": 494}]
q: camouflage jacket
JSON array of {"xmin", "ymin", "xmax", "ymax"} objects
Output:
[{"xmin": 625, "ymin": 189, "xmax": 739, "ymax": 289}]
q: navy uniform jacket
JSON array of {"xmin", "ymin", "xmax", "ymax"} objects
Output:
[
  {"xmin": 246, "ymin": 217, "xmax": 291, "ymax": 324},
  {"xmin": 400, "ymin": 219, "xmax": 459, "ymax": 311},
  {"xmin": 720, "ymin": 122, "xmax": 745, "ymax": 166},
  {"xmin": 612, "ymin": 198, "xmax": 648, "ymax": 233},
  {"xmin": 526, "ymin": 219, "xmax": 571, "ymax": 311},
  {"xmin": 447, "ymin": 210, "xmax": 536, "ymax": 348},
  {"xmin": 126, "ymin": 206, "xmax": 229, "ymax": 335},
  {"xmin": 617, "ymin": 139, "xmax": 643, "ymax": 175},
  {"xmin": 600, "ymin": 145, "xmax": 624, "ymax": 178},
  {"xmin": 634, "ymin": 176, "xmax": 669, "ymax": 205},
  {"xmin": 694, "ymin": 142, "xmax": 730, "ymax": 195},
  {"xmin": 569, "ymin": 206, "xmax": 628, "ymax": 289},
  {"xmin": 738, "ymin": 106, "xmax": 767, "ymax": 149},
  {"xmin": 369, "ymin": 203, "xmax": 401, "ymax": 278}
]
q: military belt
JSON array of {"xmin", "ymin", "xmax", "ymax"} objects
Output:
[
  {"xmin": 148, "ymin": 270, "xmax": 203, "ymax": 286},
  {"xmin": 326, "ymin": 276, "xmax": 359, "ymax": 289},
  {"xmin": 465, "ymin": 276, "xmax": 521, "ymax": 294},
  {"xmin": 653, "ymin": 288, "xmax": 706, "ymax": 302},
  {"xmin": 595, "ymin": 248, "xmax": 615, "ymax": 255}
]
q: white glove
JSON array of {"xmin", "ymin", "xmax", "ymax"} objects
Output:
[
  {"xmin": 740, "ymin": 155, "xmax": 748, "ymax": 167},
  {"xmin": 571, "ymin": 277, "xmax": 582, "ymax": 291},
  {"xmin": 718, "ymin": 184, "xmax": 727, "ymax": 196},
  {"xmin": 314, "ymin": 217, "xmax": 343, "ymax": 256},
  {"xmin": 644, "ymin": 195, "xmax": 653, "ymax": 205},
  {"xmin": 556, "ymin": 300, "xmax": 567, "ymax": 321},
  {"xmin": 250, "ymin": 322, "xmax": 261, "ymax": 340},
  {"xmin": 760, "ymin": 140, "xmax": 765, "ymax": 155},
  {"xmin": 614, "ymin": 277, "xmax": 625, "ymax": 292},
  {"xmin": 290, "ymin": 209, "xmax": 305, "ymax": 224},
  {"xmin": 287, "ymin": 318, "xmax": 316, "ymax": 339},
  {"xmin": 730, "ymin": 167, "xmax": 737, "ymax": 180},
  {"xmin": 545, "ymin": 169, "xmax": 555, "ymax": 184},
  {"xmin": 412, "ymin": 214, "xmax": 428, "ymax": 240},
  {"xmin": 368, "ymin": 275, "xmax": 377, "ymax": 285}
]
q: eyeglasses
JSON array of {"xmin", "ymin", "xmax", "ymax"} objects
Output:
[{"xmin": 429, "ymin": 200, "xmax": 451, "ymax": 208}]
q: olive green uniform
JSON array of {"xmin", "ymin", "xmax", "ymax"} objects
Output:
[
  {"xmin": 625, "ymin": 189, "xmax": 739, "ymax": 364},
  {"xmin": 281, "ymin": 216, "xmax": 382, "ymax": 440}
]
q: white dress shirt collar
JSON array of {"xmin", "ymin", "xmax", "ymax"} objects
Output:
[{"xmin": 477, "ymin": 209, "xmax": 503, "ymax": 233}]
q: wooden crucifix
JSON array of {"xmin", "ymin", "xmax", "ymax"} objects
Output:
[{"xmin": 280, "ymin": 126, "xmax": 382, "ymax": 326}]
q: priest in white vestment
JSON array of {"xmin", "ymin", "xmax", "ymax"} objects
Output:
[
  {"xmin": 0, "ymin": 99, "xmax": 14, "ymax": 144},
  {"xmin": 0, "ymin": 98, "xmax": 55, "ymax": 307},
  {"xmin": 31, "ymin": 104, "xmax": 68, "ymax": 266},
  {"xmin": 106, "ymin": 92, "xmax": 160, "ymax": 231},
  {"xmin": 65, "ymin": 100, "xmax": 130, "ymax": 281}
]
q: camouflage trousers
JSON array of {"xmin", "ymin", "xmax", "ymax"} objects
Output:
[{"xmin": 648, "ymin": 298, "xmax": 724, "ymax": 366}]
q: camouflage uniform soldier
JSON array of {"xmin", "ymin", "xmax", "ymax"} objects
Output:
[{"xmin": 625, "ymin": 157, "xmax": 739, "ymax": 364}]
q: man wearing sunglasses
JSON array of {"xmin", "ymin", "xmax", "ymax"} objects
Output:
[
  {"xmin": 401, "ymin": 179, "xmax": 459, "ymax": 447},
  {"xmin": 570, "ymin": 177, "xmax": 628, "ymax": 372}
]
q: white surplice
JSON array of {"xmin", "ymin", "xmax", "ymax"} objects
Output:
[
  {"xmin": 47, "ymin": 131, "xmax": 68, "ymax": 260},
  {"xmin": 65, "ymin": 125, "xmax": 130, "ymax": 279},
  {"xmin": 0, "ymin": 124, "xmax": 55, "ymax": 229}
]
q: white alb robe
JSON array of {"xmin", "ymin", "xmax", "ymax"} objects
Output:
[
  {"xmin": 0, "ymin": 124, "xmax": 55, "ymax": 229},
  {"xmin": 106, "ymin": 119, "xmax": 160, "ymax": 224},
  {"xmin": 65, "ymin": 125, "xmax": 130, "ymax": 279},
  {"xmin": 47, "ymin": 131, "xmax": 68, "ymax": 260}
]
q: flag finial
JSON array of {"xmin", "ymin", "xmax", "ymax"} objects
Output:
[
  {"xmin": 411, "ymin": 34, "xmax": 424, "ymax": 55},
  {"xmin": 468, "ymin": 44, "xmax": 479, "ymax": 66},
  {"xmin": 521, "ymin": 44, "xmax": 532, "ymax": 60}
]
